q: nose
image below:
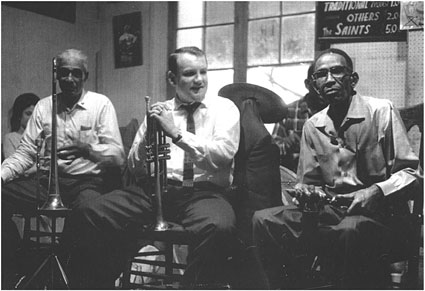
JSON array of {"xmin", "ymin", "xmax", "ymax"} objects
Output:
[
  {"xmin": 325, "ymin": 71, "xmax": 335, "ymax": 82},
  {"xmin": 194, "ymin": 72, "xmax": 203, "ymax": 83}
]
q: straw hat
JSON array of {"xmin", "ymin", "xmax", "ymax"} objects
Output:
[{"xmin": 218, "ymin": 83, "xmax": 287, "ymax": 123}]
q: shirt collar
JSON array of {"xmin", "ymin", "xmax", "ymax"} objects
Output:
[
  {"xmin": 75, "ymin": 89, "xmax": 88, "ymax": 110},
  {"xmin": 314, "ymin": 94, "xmax": 366, "ymax": 128},
  {"xmin": 173, "ymin": 94, "xmax": 208, "ymax": 111}
]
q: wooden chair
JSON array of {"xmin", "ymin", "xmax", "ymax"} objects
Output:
[
  {"xmin": 391, "ymin": 103, "xmax": 423, "ymax": 289},
  {"xmin": 121, "ymin": 223, "xmax": 192, "ymax": 289}
]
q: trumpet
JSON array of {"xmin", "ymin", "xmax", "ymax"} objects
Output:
[
  {"xmin": 145, "ymin": 96, "xmax": 171, "ymax": 231},
  {"xmin": 40, "ymin": 57, "xmax": 67, "ymax": 211}
]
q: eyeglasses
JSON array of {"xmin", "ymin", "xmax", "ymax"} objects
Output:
[
  {"xmin": 311, "ymin": 65, "xmax": 350, "ymax": 81},
  {"xmin": 57, "ymin": 67, "xmax": 84, "ymax": 79}
]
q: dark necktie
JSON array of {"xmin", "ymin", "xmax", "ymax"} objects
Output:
[{"xmin": 181, "ymin": 102, "xmax": 201, "ymax": 187}]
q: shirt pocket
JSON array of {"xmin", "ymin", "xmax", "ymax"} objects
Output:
[{"xmin": 79, "ymin": 126, "xmax": 97, "ymax": 144}]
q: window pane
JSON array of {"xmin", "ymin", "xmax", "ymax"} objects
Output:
[
  {"xmin": 249, "ymin": 1, "xmax": 280, "ymax": 19},
  {"xmin": 281, "ymin": 14, "xmax": 315, "ymax": 63},
  {"xmin": 207, "ymin": 69, "xmax": 234, "ymax": 97},
  {"xmin": 248, "ymin": 18, "xmax": 280, "ymax": 66},
  {"xmin": 282, "ymin": 1, "xmax": 315, "ymax": 14},
  {"xmin": 177, "ymin": 28, "xmax": 203, "ymax": 49},
  {"xmin": 206, "ymin": 2, "xmax": 234, "ymax": 25},
  {"xmin": 247, "ymin": 64, "xmax": 310, "ymax": 105},
  {"xmin": 206, "ymin": 25, "xmax": 234, "ymax": 69},
  {"xmin": 178, "ymin": 1, "xmax": 204, "ymax": 28}
]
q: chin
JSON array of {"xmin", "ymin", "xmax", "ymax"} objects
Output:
[{"xmin": 191, "ymin": 93, "xmax": 205, "ymax": 102}]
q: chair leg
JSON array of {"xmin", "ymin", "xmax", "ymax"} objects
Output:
[
  {"xmin": 164, "ymin": 242, "xmax": 174, "ymax": 284},
  {"xmin": 121, "ymin": 256, "xmax": 133, "ymax": 289}
]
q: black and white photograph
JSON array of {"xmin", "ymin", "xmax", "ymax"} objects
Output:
[
  {"xmin": 1, "ymin": 1, "xmax": 423, "ymax": 290},
  {"xmin": 113, "ymin": 11, "xmax": 143, "ymax": 68}
]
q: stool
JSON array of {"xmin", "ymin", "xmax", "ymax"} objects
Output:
[
  {"xmin": 122, "ymin": 222, "xmax": 192, "ymax": 289},
  {"xmin": 17, "ymin": 209, "xmax": 70, "ymax": 289}
]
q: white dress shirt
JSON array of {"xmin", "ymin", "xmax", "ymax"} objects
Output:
[
  {"xmin": 2, "ymin": 90, "xmax": 125, "ymax": 182},
  {"xmin": 128, "ymin": 93, "xmax": 240, "ymax": 188}
]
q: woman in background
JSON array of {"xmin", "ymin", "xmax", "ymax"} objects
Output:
[{"xmin": 3, "ymin": 93, "xmax": 40, "ymax": 175}]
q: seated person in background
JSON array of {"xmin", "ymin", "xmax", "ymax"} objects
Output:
[
  {"xmin": 272, "ymin": 64, "xmax": 327, "ymax": 172},
  {"xmin": 252, "ymin": 48, "xmax": 422, "ymax": 289},
  {"xmin": 1, "ymin": 49, "xmax": 125, "ymax": 289},
  {"xmin": 3, "ymin": 93, "xmax": 40, "ymax": 177},
  {"xmin": 65, "ymin": 46, "xmax": 240, "ymax": 289}
]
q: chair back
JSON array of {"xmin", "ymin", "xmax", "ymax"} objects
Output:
[
  {"xmin": 397, "ymin": 103, "xmax": 423, "ymax": 289},
  {"xmin": 399, "ymin": 103, "xmax": 423, "ymax": 168},
  {"xmin": 219, "ymin": 83, "xmax": 286, "ymax": 244}
]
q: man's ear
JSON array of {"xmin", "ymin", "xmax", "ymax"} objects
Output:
[
  {"xmin": 350, "ymin": 72, "xmax": 359, "ymax": 88},
  {"xmin": 304, "ymin": 78, "xmax": 311, "ymax": 90},
  {"xmin": 167, "ymin": 71, "xmax": 176, "ymax": 86},
  {"xmin": 84, "ymin": 72, "xmax": 89, "ymax": 82}
]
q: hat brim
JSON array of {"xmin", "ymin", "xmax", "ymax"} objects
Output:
[{"xmin": 218, "ymin": 83, "xmax": 288, "ymax": 123}]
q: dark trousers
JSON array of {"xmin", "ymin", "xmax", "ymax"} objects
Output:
[
  {"xmin": 252, "ymin": 204, "xmax": 396, "ymax": 289},
  {"xmin": 1, "ymin": 173, "xmax": 107, "ymax": 289},
  {"xmin": 65, "ymin": 182, "xmax": 237, "ymax": 289}
]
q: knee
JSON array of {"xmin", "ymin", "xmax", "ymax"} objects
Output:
[
  {"xmin": 252, "ymin": 209, "xmax": 270, "ymax": 229},
  {"xmin": 208, "ymin": 213, "xmax": 235, "ymax": 235},
  {"xmin": 336, "ymin": 223, "xmax": 362, "ymax": 247},
  {"xmin": 69, "ymin": 198, "xmax": 103, "ymax": 232},
  {"xmin": 252, "ymin": 207, "xmax": 284, "ymax": 231}
]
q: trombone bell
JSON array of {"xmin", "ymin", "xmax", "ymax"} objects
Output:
[{"xmin": 40, "ymin": 194, "xmax": 67, "ymax": 210}]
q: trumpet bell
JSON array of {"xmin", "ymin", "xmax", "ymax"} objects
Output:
[{"xmin": 40, "ymin": 194, "xmax": 67, "ymax": 211}]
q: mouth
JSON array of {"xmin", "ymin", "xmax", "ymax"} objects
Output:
[{"xmin": 191, "ymin": 86, "xmax": 204, "ymax": 94}]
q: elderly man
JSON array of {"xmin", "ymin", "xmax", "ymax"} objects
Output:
[
  {"xmin": 252, "ymin": 48, "xmax": 421, "ymax": 289},
  {"xmin": 1, "ymin": 49, "xmax": 125, "ymax": 288},
  {"xmin": 67, "ymin": 46, "xmax": 240, "ymax": 289}
]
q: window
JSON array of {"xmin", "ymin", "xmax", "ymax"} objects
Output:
[{"xmin": 175, "ymin": 2, "xmax": 316, "ymax": 103}]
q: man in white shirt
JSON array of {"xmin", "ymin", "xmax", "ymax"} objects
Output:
[
  {"xmin": 1, "ymin": 49, "xmax": 125, "ymax": 289},
  {"xmin": 67, "ymin": 46, "xmax": 241, "ymax": 289}
]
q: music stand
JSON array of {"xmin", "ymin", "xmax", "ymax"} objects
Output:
[{"xmin": 17, "ymin": 209, "xmax": 70, "ymax": 290}]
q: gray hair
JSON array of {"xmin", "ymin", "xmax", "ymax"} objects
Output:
[{"xmin": 56, "ymin": 49, "xmax": 88, "ymax": 74}]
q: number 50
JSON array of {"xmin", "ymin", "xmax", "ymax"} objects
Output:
[{"xmin": 385, "ymin": 24, "xmax": 398, "ymax": 34}]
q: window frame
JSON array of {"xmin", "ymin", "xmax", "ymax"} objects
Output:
[{"xmin": 169, "ymin": 2, "xmax": 318, "ymax": 93}]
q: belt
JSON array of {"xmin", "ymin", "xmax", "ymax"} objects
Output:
[{"xmin": 167, "ymin": 180, "xmax": 223, "ymax": 191}]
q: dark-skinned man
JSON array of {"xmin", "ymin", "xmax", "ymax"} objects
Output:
[
  {"xmin": 1, "ymin": 49, "xmax": 124, "ymax": 288},
  {"xmin": 252, "ymin": 48, "xmax": 422, "ymax": 289}
]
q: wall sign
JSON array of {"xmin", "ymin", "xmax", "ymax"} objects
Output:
[{"xmin": 317, "ymin": 1, "xmax": 407, "ymax": 43}]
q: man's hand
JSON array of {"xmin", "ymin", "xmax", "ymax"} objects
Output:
[
  {"xmin": 58, "ymin": 140, "xmax": 90, "ymax": 161},
  {"xmin": 149, "ymin": 102, "xmax": 180, "ymax": 140},
  {"xmin": 335, "ymin": 184, "xmax": 384, "ymax": 215},
  {"xmin": 23, "ymin": 165, "xmax": 37, "ymax": 177}
]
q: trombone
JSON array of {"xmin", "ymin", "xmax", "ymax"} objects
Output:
[{"xmin": 40, "ymin": 57, "xmax": 67, "ymax": 211}]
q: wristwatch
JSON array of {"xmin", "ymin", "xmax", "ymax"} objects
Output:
[{"xmin": 172, "ymin": 134, "xmax": 182, "ymax": 143}]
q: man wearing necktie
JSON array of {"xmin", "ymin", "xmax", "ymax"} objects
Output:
[{"xmin": 67, "ymin": 46, "xmax": 240, "ymax": 288}]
